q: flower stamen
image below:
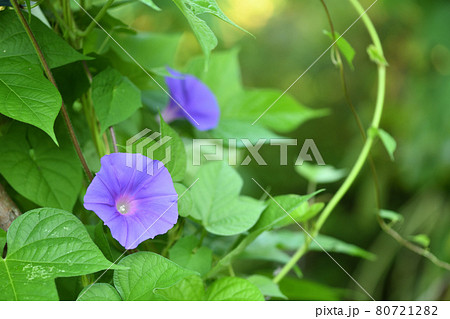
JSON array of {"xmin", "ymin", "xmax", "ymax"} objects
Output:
[{"xmin": 118, "ymin": 204, "xmax": 127, "ymax": 214}]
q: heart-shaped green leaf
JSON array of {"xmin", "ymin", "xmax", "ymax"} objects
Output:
[
  {"xmin": 0, "ymin": 208, "xmax": 118, "ymax": 301},
  {"xmin": 189, "ymin": 161, "xmax": 266, "ymax": 235},
  {"xmin": 114, "ymin": 252, "xmax": 195, "ymax": 300}
]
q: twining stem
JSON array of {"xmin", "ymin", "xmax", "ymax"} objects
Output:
[
  {"xmin": 46, "ymin": 1, "xmax": 76, "ymax": 40},
  {"xmin": 377, "ymin": 216, "xmax": 450, "ymax": 271},
  {"xmin": 321, "ymin": 0, "xmax": 383, "ymax": 215},
  {"xmin": 11, "ymin": 0, "xmax": 93, "ymax": 181},
  {"xmin": 80, "ymin": 61, "xmax": 107, "ymax": 157},
  {"xmin": 320, "ymin": 0, "xmax": 366, "ymax": 140},
  {"xmin": 273, "ymin": 0, "xmax": 386, "ymax": 284},
  {"xmin": 320, "ymin": 1, "xmax": 450, "ymax": 272}
]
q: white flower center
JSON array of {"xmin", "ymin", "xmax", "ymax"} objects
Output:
[{"xmin": 117, "ymin": 204, "xmax": 128, "ymax": 215}]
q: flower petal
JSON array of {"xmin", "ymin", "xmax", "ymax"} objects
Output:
[
  {"xmin": 83, "ymin": 153, "xmax": 179, "ymax": 249},
  {"xmin": 163, "ymin": 68, "xmax": 220, "ymax": 131}
]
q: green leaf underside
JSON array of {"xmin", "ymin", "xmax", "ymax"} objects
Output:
[
  {"xmin": 92, "ymin": 68, "xmax": 142, "ymax": 133},
  {"xmin": 206, "ymin": 277, "xmax": 264, "ymax": 301},
  {"xmin": 172, "ymin": 0, "xmax": 249, "ymax": 62},
  {"xmin": 0, "ymin": 208, "xmax": 117, "ymax": 301},
  {"xmin": 0, "ymin": 57, "xmax": 61, "ymax": 143},
  {"xmin": 0, "ymin": 10, "xmax": 90, "ymax": 142},
  {"xmin": 77, "ymin": 283, "xmax": 122, "ymax": 301},
  {"xmin": 172, "ymin": 0, "xmax": 217, "ymax": 61},
  {"xmin": 186, "ymin": 0, "xmax": 248, "ymax": 33},
  {"xmin": 189, "ymin": 161, "xmax": 266, "ymax": 236},
  {"xmin": 0, "ymin": 124, "xmax": 82, "ymax": 211},
  {"xmin": 114, "ymin": 252, "xmax": 196, "ymax": 301}
]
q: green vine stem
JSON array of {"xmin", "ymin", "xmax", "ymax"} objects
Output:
[
  {"xmin": 109, "ymin": 126, "xmax": 119, "ymax": 153},
  {"xmin": 76, "ymin": 0, "xmax": 115, "ymax": 37},
  {"xmin": 273, "ymin": 0, "xmax": 386, "ymax": 284},
  {"xmin": 46, "ymin": 1, "xmax": 76, "ymax": 40},
  {"xmin": 80, "ymin": 61, "xmax": 108, "ymax": 157},
  {"xmin": 11, "ymin": 0, "xmax": 93, "ymax": 182},
  {"xmin": 320, "ymin": 0, "xmax": 450, "ymax": 273}
]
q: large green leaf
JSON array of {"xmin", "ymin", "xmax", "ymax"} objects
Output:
[
  {"xmin": 156, "ymin": 275, "xmax": 205, "ymax": 301},
  {"xmin": 169, "ymin": 235, "xmax": 212, "ymax": 276},
  {"xmin": 0, "ymin": 208, "xmax": 117, "ymax": 301},
  {"xmin": 0, "ymin": 57, "xmax": 61, "ymax": 143},
  {"xmin": 78, "ymin": 283, "xmax": 122, "ymax": 301},
  {"xmin": 206, "ymin": 277, "xmax": 264, "ymax": 301},
  {"xmin": 92, "ymin": 68, "xmax": 142, "ymax": 132},
  {"xmin": 189, "ymin": 161, "xmax": 266, "ymax": 235},
  {"xmin": 114, "ymin": 252, "xmax": 195, "ymax": 300},
  {"xmin": 0, "ymin": 10, "xmax": 90, "ymax": 69},
  {"xmin": 0, "ymin": 123, "xmax": 83, "ymax": 211},
  {"xmin": 223, "ymin": 89, "xmax": 326, "ymax": 133}
]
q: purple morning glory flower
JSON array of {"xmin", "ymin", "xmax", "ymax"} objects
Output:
[
  {"xmin": 162, "ymin": 68, "xmax": 220, "ymax": 131},
  {"xmin": 84, "ymin": 153, "xmax": 178, "ymax": 249}
]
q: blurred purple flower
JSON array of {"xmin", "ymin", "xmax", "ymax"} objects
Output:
[
  {"xmin": 162, "ymin": 68, "xmax": 220, "ymax": 131},
  {"xmin": 84, "ymin": 153, "xmax": 178, "ymax": 249}
]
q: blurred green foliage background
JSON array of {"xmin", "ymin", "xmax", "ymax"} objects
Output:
[{"xmin": 106, "ymin": 0, "xmax": 450, "ymax": 300}]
